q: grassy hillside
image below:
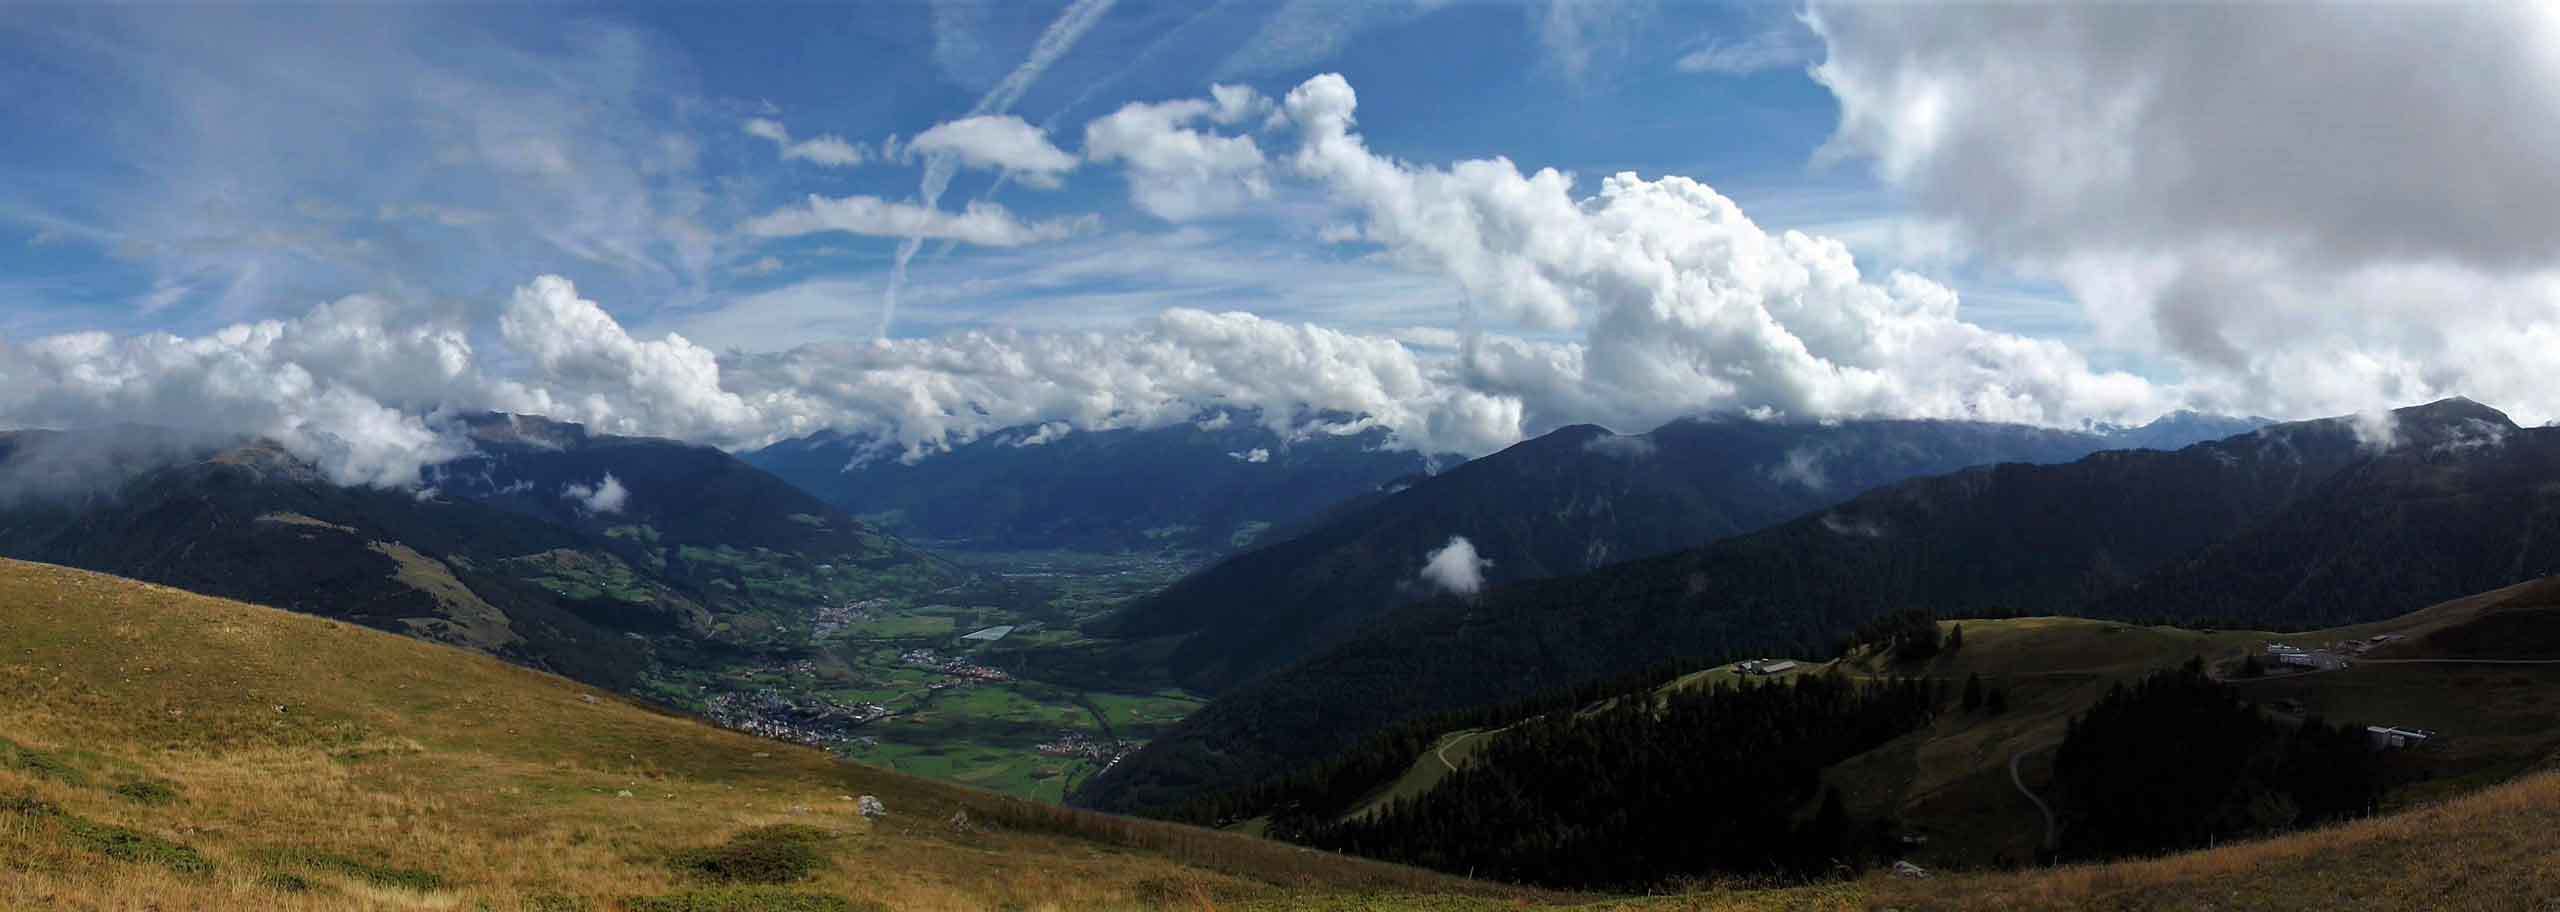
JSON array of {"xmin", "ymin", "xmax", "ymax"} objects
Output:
[
  {"xmin": 0, "ymin": 558, "xmax": 1541, "ymax": 911},
  {"xmin": 1326, "ymin": 576, "xmax": 2560, "ymax": 875},
  {"xmin": 4, "ymin": 556, "xmax": 2555, "ymax": 910}
]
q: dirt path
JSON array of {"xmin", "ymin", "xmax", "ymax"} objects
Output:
[
  {"xmin": 2010, "ymin": 744, "xmax": 2058, "ymax": 851},
  {"xmin": 1436, "ymin": 730, "xmax": 1482, "ymax": 772}
]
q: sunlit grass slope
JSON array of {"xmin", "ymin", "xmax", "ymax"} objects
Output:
[{"xmin": 0, "ymin": 559, "xmax": 1541, "ymax": 911}]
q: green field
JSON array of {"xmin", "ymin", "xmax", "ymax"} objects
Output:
[{"xmin": 638, "ymin": 549, "xmax": 1209, "ymax": 803}]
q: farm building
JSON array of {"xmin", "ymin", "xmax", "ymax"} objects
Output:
[
  {"xmin": 1737, "ymin": 659, "xmax": 1800, "ymax": 676},
  {"xmin": 2264, "ymin": 643, "xmax": 2348, "ymax": 670},
  {"xmin": 2367, "ymin": 726, "xmax": 2435, "ymax": 750}
]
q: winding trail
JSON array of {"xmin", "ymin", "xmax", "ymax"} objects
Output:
[
  {"xmin": 1435, "ymin": 731, "xmax": 1483, "ymax": 773},
  {"xmin": 2010, "ymin": 744, "xmax": 2058, "ymax": 852}
]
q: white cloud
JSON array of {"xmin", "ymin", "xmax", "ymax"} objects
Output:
[
  {"xmin": 1084, "ymin": 87, "xmax": 1274, "ymax": 221},
  {"xmin": 722, "ymin": 306, "xmax": 1528, "ymax": 459},
  {"xmin": 1419, "ymin": 535, "xmax": 1491, "ymax": 596},
  {"xmin": 1229, "ymin": 447, "xmax": 1270, "ymax": 463},
  {"xmin": 1279, "ymin": 72, "xmax": 2168, "ymax": 435},
  {"xmin": 1011, "ymin": 421, "xmax": 1073, "ymax": 447},
  {"xmin": 1537, "ymin": 0, "xmax": 1649, "ymax": 82},
  {"xmin": 2350, "ymin": 409, "xmax": 2401, "ymax": 453},
  {"xmin": 743, "ymin": 117, "xmax": 870, "ymax": 167},
  {"xmin": 906, "ymin": 115, "xmax": 1079, "ymax": 188},
  {"xmin": 1808, "ymin": 2, "xmax": 2560, "ymax": 420},
  {"xmin": 561, "ymin": 473, "xmax": 629, "ymax": 514},
  {"xmin": 0, "ymin": 295, "xmax": 477, "ymax": 488},
  {"xmin": 497, "ymin": 275, "xmax": 762, "ymax": 442},
  {"xmin": 743, "ymin": 195, "xmax": 1097, "ymax": 247}
]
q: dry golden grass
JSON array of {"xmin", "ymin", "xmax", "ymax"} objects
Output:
[
  {"xmin": 0, "ymin": 559, "xmax": 1548, "ymax": 911},
  {"xmin": 1858, "ymin": 768, "xmax": 2560, "ymax": 911}
]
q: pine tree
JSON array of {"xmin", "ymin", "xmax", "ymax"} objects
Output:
[
  {"xmin": 1962, "ymin": 672, "xmax": 1985, "ymax": 712},
  {"xmin": 1812, "ymin": 785, "xmax": 1850, "ymax": 861},
  {"xmin": 1986, "ymin": 687, "xmax": 2009, "ymax": 715},
  {"xmin": 1948, "ymin": 623, "xmax": 1965, "ymax": 652}
]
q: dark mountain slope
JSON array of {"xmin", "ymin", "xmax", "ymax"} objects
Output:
[
  {"xmin": 1094, "ymin": 414, "xmax": 2260, "ymax": 694},
  {"xmin": 744, "ymin": 413, "xmax": 1443, "ymax": 553},
  {"xmin": 1077, "ymin": 400, "xmax": 2516, "ymax": 816},
  {"xmin": 0, "ymin": 436, "xmax": 650, "ymax": 686},
  {"xmin": 0, "ymin": 416, "xmax": 966, "ymax": 690}
]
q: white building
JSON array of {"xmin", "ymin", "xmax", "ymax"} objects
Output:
[{"xmin": 2367, "ymin": 726, "xmax": 2434, "ymax": 750}]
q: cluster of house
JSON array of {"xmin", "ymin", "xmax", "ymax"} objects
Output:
[
  {"xmin": 811, "ymin": 598, "xmax": 890, "ymax": 639},
  {"xmin": 700, "ymin": 688, "xmax": 894, "ymax": 748},
  {"xmin": 899, "ymin": 648, "xmax": 1013, "ymax": 683},
  {"xmin": 1035, "ymin": 730, "xmax": 1136, "ymax": 763},
  {"xmin": 2263, "ymin": 642, "xmax": 2351, "ymax": 671},
  {"xmin": 1736, "ymin": 659, "xmax": 1801, "ymax": 676}
]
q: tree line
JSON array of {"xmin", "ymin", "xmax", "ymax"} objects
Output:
[
  {"xmin": 2052, "ymin": 659, "xmax": 2386, "ymax": 859},
  {"xmin": 1279, "ymin": 672, "xmax": 1939, "ymax": 889}
]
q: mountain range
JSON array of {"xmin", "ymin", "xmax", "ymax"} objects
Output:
[
  {"xmin": 1077, "ymin": 398, "xmax": 2543, "ymax": 816},
  {"xmin": 744, "ymin": 412, "xmax": 1447, "ymax": 553},
  {"xmin": 0, "ymin": 414, "xmax": 963, "ymax": 691},
  {"xmin": 1089, "ymin": 411, "xmax": 2266, "ymax": 694}
]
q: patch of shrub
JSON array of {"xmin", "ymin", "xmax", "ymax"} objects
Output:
[
  {"xmin": 0, "ymin": 793, "xmax": 61, "ymax": 817},
  {"xmin": 111, "ymin": 778, "xmax": 180, "ymax": 805},
  {"xmin": 267, "ymin": 847, "xmax": 448, "ymax": 891},
  {"xmin": 626, "ymin": 887, "xmax": 880, "ymax": 912},
  {"xmin": 0, "ymin": 737, "xmax": 88, "ymax": 786},
  {"xmin": 526, "ymin": 893, "xmax": 593, "ymax": 912},
  {"xmin": 669, "ymin": 825, "xmax": 837, "ymax": 885},
  {"xmin": 256, "ymin": 871, "xmax": 316, "ymax": 894},
  {"xmin": 61, "ymin": 816, "xmax": 214, "ymax": 875}
]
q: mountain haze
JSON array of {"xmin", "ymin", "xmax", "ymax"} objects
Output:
[{"xmin": 746, "ymin": 414, "xmax": 1445, "ymax": 554}]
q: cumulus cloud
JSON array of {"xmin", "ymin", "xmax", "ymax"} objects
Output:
[
  {"xmin": 744, "ymin": 117, "xmax": 870, "ymax": 167},
  {"xmin": 1808, "ymin": 2, "xmax": 2560, "ymax": 421},
  {"xmin": 561, "ymin": 473, "xmax": 629, "ymax": 514},
  {"xmin": 1229, "ymin": 447, "xmax": 1270, "ymax": 463},
  {"xmin": 497, "ymin": 275, "xmax": 762, "ymax": 442},
  {"xmin": 1419, "ymin": 535, "xmax": 1492, "ymax": 596},
  {"xmin": 0, "ymin": 295, "xmax": 479, "ymax": 487},
  {"xmin": 1083, "ymin": 86, "xmax": 1275, "ymax": 221},
  {"xmin": 743, "ymin": 195, "xmax": 1097, "ymax": 247},
  {"xmin": 722, "ymin": 306, "xmax": 1529, "ymax": 459},
  {"xmin": 906, "ymin": 115, "xmax": 1080, "ymax": 188},
  {"xmin": 1278, "ymin": 72, "xmax": 2166, "ymax": 435}
]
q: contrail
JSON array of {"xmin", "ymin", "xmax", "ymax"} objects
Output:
[
  {"xmin": 929, "ymin": 0, "xmax": 1240, "ymax": 264},
  {"xmin": 882, "ymin": 0, "xmax": 1119, "ymax": 338}
]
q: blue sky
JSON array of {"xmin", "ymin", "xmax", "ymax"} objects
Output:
[
  {"xmin": 0, "ymin": 0, "xmax": 1931, "ymax": 345},
  {"xmin": 5, "ymin": 1, "xmax": 2556, "ymax": 485}
]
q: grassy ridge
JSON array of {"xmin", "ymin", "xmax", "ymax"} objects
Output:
[{"xmin": 0, "ymin": 558, "xmax": 1533, "ymax": 911}]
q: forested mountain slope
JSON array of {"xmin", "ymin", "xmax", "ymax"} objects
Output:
[
  {"xmin": 1081, "ymin": 399, "xmax": 2537, "ymax": 816},
  {"xmin": 1096, "ymin": 413, "xmax": 2263, "ymax": 694}
]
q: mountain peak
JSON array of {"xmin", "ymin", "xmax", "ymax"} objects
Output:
[{"xmin": 2392, "ymin": 396, "xmax": 2514, "ymax": 430}]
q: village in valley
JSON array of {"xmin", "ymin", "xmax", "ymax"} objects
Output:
[{"xmin": 663, "ymin": 549, "xmax": 1202, "ymax": 802}]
